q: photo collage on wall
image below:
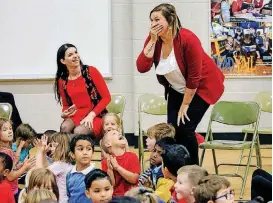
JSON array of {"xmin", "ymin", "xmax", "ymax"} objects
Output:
[{"xmin": 210, "ymin": 0, "xmax": 272, "ymax": 76}]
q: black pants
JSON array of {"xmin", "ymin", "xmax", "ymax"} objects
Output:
[
  {"xmin": 167, "ymin": 88, "xmax": 210, "ymax": 165},
  {"xmin": 251, "ymin": 169, "xmax": 272, "ymax": 202},
  {"xmin": 0, "ymin": 92, "xmax": 22, "ymax": 131}
]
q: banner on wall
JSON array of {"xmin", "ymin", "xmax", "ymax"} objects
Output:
[{"xmin": 210, "ymin": 0, "xmax": 272, "ymax": 76}]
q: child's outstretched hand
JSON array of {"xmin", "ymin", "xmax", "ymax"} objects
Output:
[
  {"xmin": 22, "ymin": 156, "xmax": 36, "ymax": 171},
  {"xmin": 33, "ymin": 135, "xmax": 50, "ymax": 153}
]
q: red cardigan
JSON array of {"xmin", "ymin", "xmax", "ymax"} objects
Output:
[{"xmin": 136, "ymin": 28, "xmax": 224, "ymax": 105}]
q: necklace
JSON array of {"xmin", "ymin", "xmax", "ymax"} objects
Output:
[
  {"xmin": 68, "ymin": 72, "xmax": 81, "ymax": 87},
  {"xmin": 68, "ymin": 72, "xmax": 81, "ymax": 80}
]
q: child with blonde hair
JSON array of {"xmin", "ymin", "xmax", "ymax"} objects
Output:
[
  {"xmin": 102, "ymin": 113, "xmax": 122, "ymax": 134},
  {"xmin": 101, "ymin": 130, "xmax": 140, "ymax": 196},
  {"xmin": 125, "ymin": 187, "xmax": 165, "ymax": 203},
  {"xmin": 174, "ymin": 165, "xmax": 208, "ymax": 203},
  {"xmin": 146, "ymin": 123, "xmax": 175, "ymax": 152},
  {"xmin": 0, "ymin": 118, "xmax": 36, "ymax": 201},
  {"xmin": 18, "ymin": 168, "xmax": 59, "ymax": 203},
  {"xmin": 25, "ymin": 189, "xmax": 57, "ymax": 203},
  {"xmin": 101, "ymin": 113, "xmax": 129, "ymax": 158},
  {"xmin": 35, "ymin": 133, "xmax": 73, "ymax": 203}
]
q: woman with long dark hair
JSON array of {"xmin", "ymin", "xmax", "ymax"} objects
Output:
[
  {"xmin": 54, "ymin": 44, "xmax": 111, "ymax": 137},
  {"xmin": 136, "ymin": 3, "xmax": 225, "ymax": 165}
]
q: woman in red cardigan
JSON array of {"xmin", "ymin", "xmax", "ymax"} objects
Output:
[
  {"xmin": 54, "ymin": 44, "xmax": 111, "ymax": 137},
  {"xmin": 136, "ymin": 4, "xmax": 225, "ymax": 165}
]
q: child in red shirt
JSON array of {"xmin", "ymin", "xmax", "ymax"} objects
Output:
[
  {"xmin": 0, "ymin": 152, "xmax": 15, "ymax": 203},
  {"xmin": 101, "ymin": 130, "xmax": 140, "ymax": 196}
]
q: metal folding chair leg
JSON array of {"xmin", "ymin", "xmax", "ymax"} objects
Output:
[
  {"xmin": 200, "ymin": 149, "xmax": 206, "ymax": 166},
  {"xmin": 212, "ymin": 149, "xmax": 219, "ymax": 174},
  {"xmin": 256, "ymin": 136, "xmax": 262, "ymax": 168},
  {"xmin": 138, "ymin": 130, "xmax": 144, "ymax": 173},
  {"xmin": 240, "ymin": 143, "xmax": 255, "ymax": 199},
  {"xmin": 236, "ymin": 132, "xmax": 248, "ymax": 174}
]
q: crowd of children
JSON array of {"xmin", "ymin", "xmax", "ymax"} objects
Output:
[{"xmin": 0, "ymin": 113, "xmax": 271, "ymax": 203}]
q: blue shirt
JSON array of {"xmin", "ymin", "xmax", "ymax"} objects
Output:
[
  {"xmin": 66, "ymin": 164, "xmax": 95, "ymax": 203},
  {"xmin": 12, "ymin": 143, "xmax": 32, "ymax": 163}
]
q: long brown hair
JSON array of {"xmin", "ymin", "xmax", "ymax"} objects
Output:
[
  {"xmin": 50, "ymin": 132, "xmax": 71, "ymax": 163},
  {"xmin": 150, "ymin": 3, "xmax": 182, "ymax": 37},
  {"xmin": 54, "ymin": 43, "xmax": 84, "ymax": 104},
  {"xmin": 27, "ymin": 168, "xmax": 59, "ymax": 201}
]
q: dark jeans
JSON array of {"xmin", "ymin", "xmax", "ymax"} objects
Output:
[
  {"xmin": 251, "ymin": 169, "xmax": 272, "ymax": 202},
  {"xmin": 0, "ymin": 92, "xmax": 22, "ymax": 131},
  {"xmin": 167, "ymin": 87, "xmax": 210, "ymax": 165}
]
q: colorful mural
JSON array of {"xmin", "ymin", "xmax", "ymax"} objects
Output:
[{"xmin": 210, "ymin": 0, "xmax": 272, "ymax": 76}]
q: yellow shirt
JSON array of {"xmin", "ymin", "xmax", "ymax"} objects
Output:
[{"xmin": 155, "ymin": 177, "xmax": 174, "ymax": 202}]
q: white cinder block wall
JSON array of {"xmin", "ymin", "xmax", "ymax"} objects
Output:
[{"xmin": 0, "ymin": 0, "xmax": 271, "ymax": 134}]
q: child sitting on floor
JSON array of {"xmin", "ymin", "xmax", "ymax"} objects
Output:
[
  {"xmin": 0, "ymin": 152, "xmax": 15, "ymax": 203},
  {"xmin": 194, "ymin": 175, "xmax": 234, "ymax": 203},
  {"xmin": 85, "ymin": 168, "xmax": 113, "ymax": 203},
  {"xmin": 101, "ymin": 130, "xmax": 140, "ymax": 196},
  {"xmin": 146, "ymin": 123, "xmax": 175, "ymax": 152},
  {"xmin": 101, "ymin": 113, "xmax": 129, "ymax": 159},
  {"xmin": 66, "ymin": 134, "xmax": 95, "ymax": 203},
  {"xmin": 174, "ymin": 165, "xmax": 208, "ymax": 203},
  {"xmin": 139, "ymin": 137, "xmax": 176, "ymax": 191},
  {"xmin": 35, "ymin": 133, "xmax": 73, "ymax": 203},
  {"xmin": 18, "ymin": 168, "xmax": 59, "ymax": 203},
  {"xmin": 159, "ymin": 144, "xmax": 191, "ymax": 203},
  {"xmin": 13, "ymin": 123, "xmax": 37, "ymax": 164},
  {"xmin": 0, "ymin": 118, "xmax": 36, "ymax": 201}
]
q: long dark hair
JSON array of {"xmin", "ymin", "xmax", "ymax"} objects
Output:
[
  {"xmin": 54, "ymin": 43, "xmax": 83, "ymax": 104},
  {"xmin": 150, "ymin": 3, "xmax": 182, "ymax": 37}
]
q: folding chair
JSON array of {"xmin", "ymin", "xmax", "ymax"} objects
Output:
[
  {"xmin": 236, "ymin": 91, "xmax": 272, "ymax": 171},
  {"xmin": 0, "ymin": 103, "xmax": 13, "ymax": 119},
  {"xmin": 106, "ymin": 94, "xmax": 126, "ymax": 136},
  {"xmin": 138, "ymin": 94, "xmax": 167, "ymax": 172},
  {"xmin": 199, "ymin": 101, "xmax": 261, "ymax": 199}
]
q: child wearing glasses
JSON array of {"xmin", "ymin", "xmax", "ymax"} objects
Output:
[{"xmin": 194, "ymin": 175, "xmax": 234, "ymax": 203}]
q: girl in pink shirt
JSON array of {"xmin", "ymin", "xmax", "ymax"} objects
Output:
[{"xmin": 35, "ymin": 132, "xmax": 73, "ymax": 203}]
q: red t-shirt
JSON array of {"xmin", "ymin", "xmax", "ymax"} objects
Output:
[
  {"xmin": 0, "ymin": 180, "xmax": 15, "ymax": 203},
  {"xmin": 102, "ymin": 152, "xmax": 140, "ymax": 196}
]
